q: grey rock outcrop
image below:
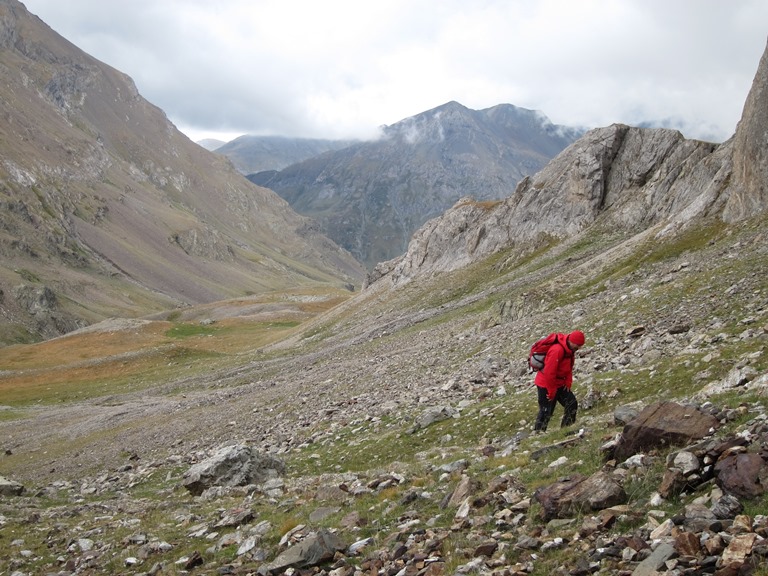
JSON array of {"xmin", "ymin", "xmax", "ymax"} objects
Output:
[
  {"xmin": 182, "ymin": 444, "xmax": 285, "ymax": 496},
  {"xmin": 0, "ymin": 474, "xmax": 25, "ymax": 496},
  {"xmin": 368, "ymin": 124, "xmax": 723, "ymax": 286},
  {"xmin": 727, "ymin": 38, "xmax": 768, "ymax": 221}
]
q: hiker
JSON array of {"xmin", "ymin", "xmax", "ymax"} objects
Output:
[{"xmin": 533, "ymin": 330, "xmax": 585, "ymax": 432}]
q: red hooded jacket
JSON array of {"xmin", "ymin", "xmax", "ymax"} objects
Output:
[{"xmin": 534, "ymin": 332, "xmax": 575, "ymax": 400}]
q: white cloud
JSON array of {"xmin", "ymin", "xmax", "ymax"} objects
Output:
[{"xmin": 22, "ymin": 0, "xmax": 768, "ymax": 143}]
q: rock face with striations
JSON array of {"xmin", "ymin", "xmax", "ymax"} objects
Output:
[
  {"xmin": 727, "ymin": 39, "xmax": 768, "ymax": 221},
  {"xmin": 370, "ymin": 40, "xmax": 768, "ymax": 287}
]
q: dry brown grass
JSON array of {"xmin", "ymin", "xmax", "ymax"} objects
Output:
[
  {"xmin": 0, "ymin": 323, "xmax": 172, "ymax": 370},
  {"xmin": 0, "ymin": 290, "xmax": 353, "ymax": 407}
]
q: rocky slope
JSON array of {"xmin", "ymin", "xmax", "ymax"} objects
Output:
[
  {"xmin": 0, "ymin": 0, "xmax": 364, "ymax": 345},
  {"xmin": 248, "ymin": 102, "xmax": 583, "ymax": 269},
  {"xmin": 1, "ymin": 188, "xmax": 766, "ymax": 575}
]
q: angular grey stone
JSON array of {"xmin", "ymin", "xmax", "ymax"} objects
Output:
[
  {"xmin": 258, "ymin": 529, "xmax": 346, "ymax": 575},
  {"xmin": 672, "ymin": 451, "xmax": 700, "ymax": 475},
  {"xmin": 631, "ymin": 543, "xmax": 676, "ymax": 576},
  {"xmin": 182, "ymin": 444, "xmax": 285, "ymax": 496},
  {"xmin": 711, "ymin": 494, "xmax": 744, "ymax": 519},
  {"xmin": 0, "ymin": 475, "xmax": 25, "ymax": 497},
  {"xmin": 411, "ymin": 405, "xmax": 457, "ymax": 432}
]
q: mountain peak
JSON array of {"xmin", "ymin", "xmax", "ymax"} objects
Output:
[
  {"xmin": 248, "ymin": 104, "xmax": 583, "ymax": 269},
  {"xmin": 369, "ymin": 42, "xmax": 768, "ymax": 287}
]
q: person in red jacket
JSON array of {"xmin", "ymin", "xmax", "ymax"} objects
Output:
[{"xmin": 533, "ymin": 330, "xmax": 585, "ymax": 432}]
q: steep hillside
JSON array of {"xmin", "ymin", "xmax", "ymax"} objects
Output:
[
  {"xmin": 216, "ymin": 135, "xmax": 357, "ymax": 174},
  {"xmin": 1, "ymin": 158, "xmax": 767, "ymax": 576},
  {"xmin": 248, "ymin": 102, "xmax": 583, "ymax": 269},
  {"xmin": 0, "ymin": 0, "xmax": 365, "ymax": 345}
]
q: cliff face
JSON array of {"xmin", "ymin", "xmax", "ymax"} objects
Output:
[
  {"xmin": 0, "ymin": 0, "xmax": 364, "ymax": 343},
  {"xmin": 371, "ymin": 40, "xmax": 768, "ymax": 287},
  {"xmin": 727, "ymin": 39, "xmax": 768, "ymax": 221}
]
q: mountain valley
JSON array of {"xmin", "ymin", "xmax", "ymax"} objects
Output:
[
  {"xmin": 0, "ymin": 0, "xmax": 363, "ymax": 346},
  {"xmin": 1, "ymin": 2, "xmax": 768, "ymax": 575}
]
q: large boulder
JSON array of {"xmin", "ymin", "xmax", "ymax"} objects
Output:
[
  {"xmin": 715, "ymin": 452, "xmax": 768, "ymax": 499},
  {"xmin": 613, "ymin": 402, "xmax": 719, "ymax": 462},
  {"xmin": 533, "ymin": 471, "xmax": 626, "ymax": 521},
  {"xmin": 0, "ymin": 475, "xmax": 25, "ymax": 496},
  {"xmin": 257, "ymin": 529, "xmax": 347, "ymax": 575},
  {"xmin": 182, "ymin": 444, "xmax": 285, "ymax": 496}
]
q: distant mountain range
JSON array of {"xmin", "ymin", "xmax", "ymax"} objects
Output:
[
  {"xmin": 245, "ymin": 102, "xmax": 584, "ymax": 269},
  {"xmin": 215, "ymin": 135, "xmax": 357, "ymax": 174},
  {"xmin": 197, "ymin": 138, "xmax": 227, "ymax": 151},
  {"xmin": 0, "ymin": 0, "xmax": 364, "ymax": 344}
]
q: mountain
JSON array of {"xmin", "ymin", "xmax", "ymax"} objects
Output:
[
  {"xmin": 196, "ymin": 138, "xmax": 227, "ymax": 151},
  {"xmin": 369, "ymin": 41, "xmax": 768, "ymax": 287},
  {"xmin": 248, "ymin": 102, "xmax": 584, "ymax": 269},
  {"xmin": 0, "ymin": 0, "xmax": 365, "ymax": 345},
  {"xmin": 1, "ymin": 41, "xmax": 767, "ymax": 575},
  {"xmin": 215, "ymin": 135, "xmax": 357, "ymax": 174}
]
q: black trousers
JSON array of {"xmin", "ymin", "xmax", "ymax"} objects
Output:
[{"xmin": 534, "ymin": 385, "xmax": 578, "ymax": 431}]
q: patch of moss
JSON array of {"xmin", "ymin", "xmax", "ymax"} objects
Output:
[{"xmin": 165, "ymin": 323, "xmax": 218, "ymax": 339}]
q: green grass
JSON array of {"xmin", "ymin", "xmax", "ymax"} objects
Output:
[{"xmin": 165, "ymin": 323, "xmax": 218, "ymax": 339}]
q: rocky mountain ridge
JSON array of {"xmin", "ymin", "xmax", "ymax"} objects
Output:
[
  {"xmin": 368, "ymin": 40, "xmax": 768, "ymax": 288},
  {"xmin": 0, "ymin": 0, "xmax": 364, "ymax": 345},
  {"xmin": 248, "ymin": 101, "xmax": 583, "ymax": 269}
]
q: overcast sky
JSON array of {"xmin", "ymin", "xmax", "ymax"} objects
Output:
[{"xmin": 21, "ymin": 0, "xmax": 768, "ymax": 144}]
